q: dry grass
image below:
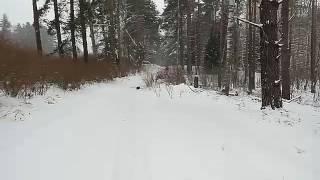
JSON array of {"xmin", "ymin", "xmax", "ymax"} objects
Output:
[{"xmin": 0, "ymin": 40, "xmax": 134, "ymax": 97}]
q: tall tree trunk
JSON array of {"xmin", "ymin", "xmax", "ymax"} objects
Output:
[
  {"xmin": 116, "ymin": 0, "xmax": 122, "ymax": 63},
  {"xmin": 70, "ymin": 0, "xmax": 77, "ymax": 60},
  {"xmin": 32, "ymin": 0, "xmax": 42, "ymax": 55},
  {"xmin": 223, "ymin": 0, "xmax": 235, "ymax": 95},
  {"xmin": 186, "ymin": 0, "xmax": 193, "ymax": 74},
  {"xmin": 53, "ymin": 0, "xmax": 63, "ymax": 57},
  {"xmin": 178, "ymin": 0, "xmax": 184, "ymax": 70},
  {"xmin": 109, "ymin": 0, "xmax": 116, "ymax": 59},
  {"xmin": 311, "ymin": 0, "xmax": 317, "ymax": 93},
  {"xmin": 89, "ymin": 23, "xmax": 97, "ymax": 58},
  {"xmin": 248, "ymin": 0, "xmax": 255, "ymax": 93},
  {"xmin": 244, "ymin": 1, "xmax": 249, "ymax": 85},
  {"xmin": 196, "ymin": 0, "xmax": 201, "ymax": 75},
  {"xmin": 88, "ymin": 1, "xmax": 97, "ymax": 58},
  {"xmin": 260, "ymin": 0, "xmax": 282, "ymax": 109},
  {"xmin": 79, "ymin": 0, "xmax": 88, "ymax": 62},
  {"xmin": 281, "ymin": 0, "xmax": 291, "ymax": 99},
  {"xmin": 290, "ymin": 0, "xmax": 295, "ymax": 89},
  {"xmin": 218, "ymin": 0, "xmax": 228, "ymax": 88},
  {"xmin": 233, "ymin": 0, "xmax": 240, "ymax": 88}
]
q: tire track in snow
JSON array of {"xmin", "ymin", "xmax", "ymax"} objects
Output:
[{"xmin": 111, "ymin": 92, "xmax": 152, "ymax": 180}]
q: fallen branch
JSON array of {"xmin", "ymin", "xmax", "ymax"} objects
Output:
[
  {"xmin": 236, "ymin": 17, "xmax": 263, "ymax": 28},
  {"xmin": 283, "ymin": 95, "xmax": 302, "ymax": 103}
]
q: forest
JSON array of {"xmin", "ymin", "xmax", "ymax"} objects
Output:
[
  {"xmin": 0, "ymin": 1, "xmax": 319, "ymax": 180},
  {"xmin": 0, "ymin": 0, "xmax": 319, "ymax": 109}
]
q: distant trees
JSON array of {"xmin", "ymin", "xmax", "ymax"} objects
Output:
[
  {"xmin": 0, "ymin": 13, "xmax": 54, "ymax": 53},
  {"xmin": 0, "ymin": 14, "xmax": 11, "ymax": 38},
  {"xmin": 8, "ymin": 0, "xmax": 317, "ymax": 108},
  {"xmin": 13, "ymin": 23, "xmax": 55, "ymax": 53}
]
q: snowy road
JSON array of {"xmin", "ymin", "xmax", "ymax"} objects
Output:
[{"xmin": 0, "ymin": 75, "xmax": 319, "ymax": 180}]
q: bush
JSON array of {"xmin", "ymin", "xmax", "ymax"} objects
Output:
[
  {"xmin": 156, "ymin": 67, "xmax": 186, "ymax": 85},
  {"xmin": 0, "ymin": 40, "xmax": 134, "ymax": 97}
]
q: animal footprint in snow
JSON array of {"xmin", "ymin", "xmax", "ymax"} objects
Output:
[
  {"xmin": 294, "ymin": 146, "xmax": 306, "ymax": 154},
  {"xmin": 12, "ymin": 109, "xmax": 30, "ymax": 121}
]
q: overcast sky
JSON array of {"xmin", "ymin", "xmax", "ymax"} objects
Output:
[{"xmin": 0, "ymin": 0, "xmax": 165, "ymax": 25}]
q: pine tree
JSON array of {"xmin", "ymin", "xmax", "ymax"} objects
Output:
[
  {"xmin": 0, "ymin": 14, "xmax": 11, "ymax": 38},
  {"xmin": 162, "ymin": 0, "xmax": 182, "ymax": 66},
  {"xmin": 125, "ymin": 0, "xmax": 160, "ymax": 66}
]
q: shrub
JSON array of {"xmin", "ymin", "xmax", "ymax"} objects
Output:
[{"xmin": 0, "ymin": 40, "xmax": 134, "ymax": 97}]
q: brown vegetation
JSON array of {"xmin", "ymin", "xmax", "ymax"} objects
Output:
[{"xmin": 0, "ymin": 40, "xmax": 134, "ymax": 97}]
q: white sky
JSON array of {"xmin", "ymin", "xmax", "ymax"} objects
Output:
[{"xmin": 0, "ymin": 0, "xmax": 165, "ymax": 25}]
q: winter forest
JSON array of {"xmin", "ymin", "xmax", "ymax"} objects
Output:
[{"xmin": 0, "ymin": 0, "xmax": 319, "ymax": 180}]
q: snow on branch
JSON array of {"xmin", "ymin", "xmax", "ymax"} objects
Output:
[
  {"xmin": 277, "ymin": 0, "xmax": 284, "ymax": 4},
  {"xmin": 236, "ymin": 17, "xmax": 263, "ymax": 28},
  {"xmin": 275, "ymin": 38, "xmax": 284, "ymax": 47},
  {"xmin": 289, "ymin": 14, "xmax": 295, "ymax": 22},
  {"xmin": 274, "ymin": 80, "xmax": 281, "ymax": 84}
]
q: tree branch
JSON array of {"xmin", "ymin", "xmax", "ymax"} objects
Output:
[{"xmin": 236, "ymin": 17, "xmax": 263, "ymax": 28}]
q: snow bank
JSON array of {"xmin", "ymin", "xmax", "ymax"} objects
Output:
[{"xmin": 0, "ymin": 74, "xmax": 319, "ymax": 180}]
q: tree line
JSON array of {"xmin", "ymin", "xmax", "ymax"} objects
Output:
[
  {"xmin": 160, "ymin": 0, "xmax": 319, "ymax": 109},
  {"xmin": 31, "ymin": 0, "xmax": 160, "ymax": 65},
  {"xmin": 1, "ymin": 0, "xmax": 319, "ymax": 109}
]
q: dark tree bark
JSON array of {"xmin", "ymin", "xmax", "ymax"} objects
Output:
[
  {"xmin": 178, "ymin": 0, "xmax": 184, "ymax": 70},
  {"xmin": 89, "ymin": 24, "xmax": 97, "ymax": 57},
  {"xmin": 311, "ymin": 0, "xmax": 317, "ymax": 93},
  {"xmin": 248, "ymin": 0, "xmax": 255, "ymax": 93},
  {"xmin": 116, "ymin": 0, "xmax": 122, "ymax": 63},
  {"xmin": 196, "ymin": 0, "xmax": 201, "ymax": 75},
  {"xmin": 88, "ymin": 1, "xmax": 97, "ymax": 58},
  {"xmin": 281, "ymin": 0, "xmax": 291, "ymax": 99},
  {"xmin": 186, "ymin": 0, "xmax": 193, "ymax": 74},
  {"xmin": 260, "ymin": 0, "xmax": 282, "ymax": 109},
  {"xmin": 79, "ymin": 0, "xmax": 88, "ymax": 62},
  {"xmin": 70, "ymin": 0, "xmax": 77, "ymax": 60},
  {"xmin": 32, "ymin": 0, "xmax": 42, "ymax": 55},
  {"xmin": 218, "ymin": 0, "xmax": 228, "ymax": 88},
  {"xmin": 233, "ymin": 0, "xmax": 241, "ymax": 88},
  {"xmin": 53, "ymin": 0, "xmax": 63, "ymax": 57}
]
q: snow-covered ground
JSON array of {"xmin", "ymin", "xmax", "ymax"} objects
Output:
[{"xmin": 0, "ymin": 73, "xmax": 319, "ymax": 180}]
